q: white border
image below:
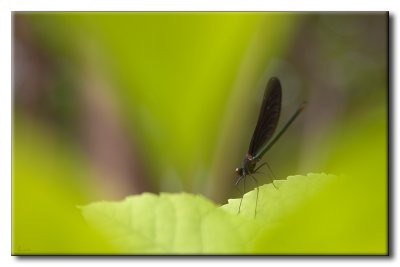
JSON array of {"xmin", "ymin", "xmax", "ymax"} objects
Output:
[{"xmin": 2, "ymin": 0, "xmax": 396, "ymax": 12}]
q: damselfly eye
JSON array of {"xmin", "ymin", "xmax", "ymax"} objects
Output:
[{"xmin": 235, "ymin": 168, "xmax": 242, "ymax": 176}]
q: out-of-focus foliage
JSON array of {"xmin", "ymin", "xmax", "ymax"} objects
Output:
[
  {"xmin": 19, "ymin": 12, "xmax": 298, "ymax": 193},
  {"xmin": 13, "ymin": 117, "xmax": 114, "ymax": 254},
  {"xmin": 13, "ymin": 13, "xmax": 387, "ymax": 255}
]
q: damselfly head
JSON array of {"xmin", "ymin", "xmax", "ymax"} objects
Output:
[{"xmin": 235, "ymin": 167, "xmax": 244, "ymax": 176}]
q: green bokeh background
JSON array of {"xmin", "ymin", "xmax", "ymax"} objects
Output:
[{"xmin": 12, "ymin": 12, "xmax": 388, "ymax": 254}]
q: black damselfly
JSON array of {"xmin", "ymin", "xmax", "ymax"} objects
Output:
[{"xmin": 235, "ymin": 77, "xmax": 306, "ymax": 216}]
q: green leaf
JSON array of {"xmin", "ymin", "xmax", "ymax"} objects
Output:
[
  {"xmin": 80, "ymin": 193, "xmax": 259, "ymax": 254},
  {"xmin": 80, "ymin": 173, "xmax": 338, "ymax": 254},
  {"xmin": 222, "ymin": 173, "xmax": 335, "ymax": 220}
]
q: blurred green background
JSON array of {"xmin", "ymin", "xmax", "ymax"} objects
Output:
[{"xmin": 12, "ymin": 12, "xmax": 387, "ymax": 254}]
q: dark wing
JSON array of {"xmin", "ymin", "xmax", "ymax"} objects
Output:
[{"xmin": 248, "ymin": 77, "xmax": 282, "ymax": 156}]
